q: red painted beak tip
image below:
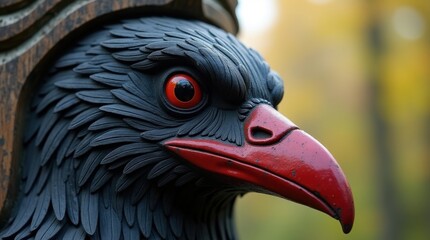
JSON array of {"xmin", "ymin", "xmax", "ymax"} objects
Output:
[
  {"xmin": 339, "ymin": 193, "xmax": 355, "ymax": 234},
  {"xmin": 266, "ymin": 129, "xmax": 355, "ymax": 234},
  {"xmin": 342, "ymin": 220, "xmax": 353, "ymax": 234},
  {"xmin": 164, "ymin": 104, "xmax": 355, "ymax": 233}
]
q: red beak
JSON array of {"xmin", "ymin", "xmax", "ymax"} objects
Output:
[{"xmin": 164, "ymin": 104, "xmax": 354, "ymax": 233}]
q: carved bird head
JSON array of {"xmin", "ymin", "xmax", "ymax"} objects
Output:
[{"xmin": 0, "ymin": 17, "xmax": 354, "ymax": 239}]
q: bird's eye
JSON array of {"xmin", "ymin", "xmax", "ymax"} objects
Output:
[{"xmin": 165, "ymin": 73, "xmax": 202, "ymax": 109}]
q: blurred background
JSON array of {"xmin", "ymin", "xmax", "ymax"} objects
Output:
[{"xmin": 234, "ymin": 0, "xmax": 430, "ymax": 239}]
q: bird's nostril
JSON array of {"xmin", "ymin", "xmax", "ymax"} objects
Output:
[
  {"xmin": 244, "ymin": 104, "xmax": 298, "ymax": 145},
  {"xmin": 250, "ymin": 126, "xmax": 273, "ymax": 140}
]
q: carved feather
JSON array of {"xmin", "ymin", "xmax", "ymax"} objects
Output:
[{"xmin": 1, "ymin": 16, "xmax": 283, "ymax": 239}]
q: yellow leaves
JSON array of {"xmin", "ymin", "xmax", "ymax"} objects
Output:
[{"xmin": 381, "ymin": 47, "xmax": 430, "ymax": 122}]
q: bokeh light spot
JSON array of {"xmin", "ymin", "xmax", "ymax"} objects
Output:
[
  {"xmin": 393, "ymin": 6, "xmax": 425, "ymax": 40},
  {"xmin": 237, "ymin": 0, "xmax": 278, "ymax": 34}
]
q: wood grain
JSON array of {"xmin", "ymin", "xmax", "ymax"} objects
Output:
[
  {"xmin": 0, "ymin": 0, "xmax": 30, "ymax": 9},
  {"xmin": 0, "ymin": 0, "xmax": 237, "ymax": 224}
]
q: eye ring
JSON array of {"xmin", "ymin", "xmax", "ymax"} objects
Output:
[{"xmin": 165, "ymin": 73, "xmax": 202, "ymax": 109}]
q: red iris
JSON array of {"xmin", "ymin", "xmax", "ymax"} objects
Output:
[{"xmin": 165, "ymin": 73, "xmax": 202, "ymax": 109}]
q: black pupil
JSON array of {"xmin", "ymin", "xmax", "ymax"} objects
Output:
[{"xmin": 174, "ymin": 79, "xmax": 195, "ymax": 102}]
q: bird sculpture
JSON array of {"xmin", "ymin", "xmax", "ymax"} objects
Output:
[{"xmin": 0, "ymin": 17, "xmax": 354, "ymax": 239}]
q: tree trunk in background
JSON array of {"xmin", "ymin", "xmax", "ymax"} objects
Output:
[
  {"xmin": 424, "ymin": 12, "xmax": 430, "ymax": 239},
  {"xmin": 365, "ymin": 2, "xmax": 404, "ymax": 240}
]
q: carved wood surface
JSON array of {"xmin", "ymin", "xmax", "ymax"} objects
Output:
[{"xmin": 0, "ymin": 0, "xmax": 237, "ymax": 223}]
